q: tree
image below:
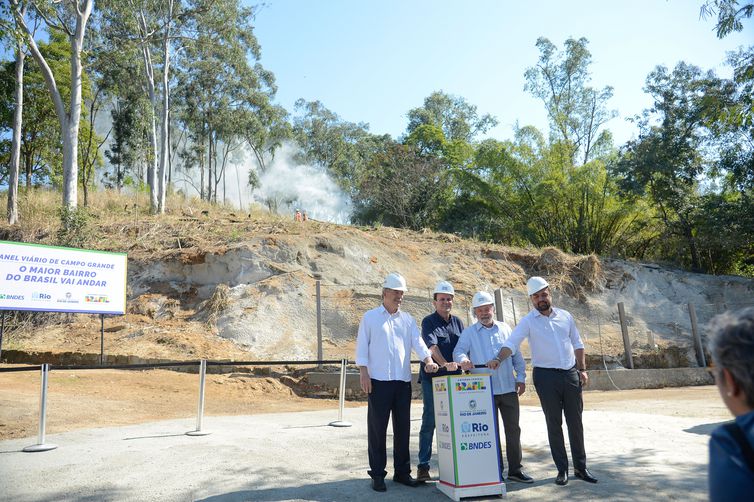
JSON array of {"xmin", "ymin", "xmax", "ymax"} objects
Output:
[
  {"xmin": 174, "ymin": 0, "xmax": 287, "ymax": 203},
  {"xmin": 352, "ymin": 141, "xmax": 450, "ymax": 230},
  {"xmin": 524, "ymin": 37, "xmax": 617, "ymax": 166},
  {"xmin": 3, "ymin": 1, "xmax": 27, "ymax": 224},
  {"xmin": 700, "ymin": 0, "xmax": 754, "ymax": 38},
  {"xmin": 614, "ymin": 63, "xmax": 721, "ymax": 272},
  {"xmin": 405, "ymin": 91, "xmax": 497, "ymax": 143},
  {"xmin": 292, "ymin": 99, "xmax": 386, "ymax": 198},
  {"xmin": 11, "ymin": 0, "xmax": 94, "ymax": 216}
]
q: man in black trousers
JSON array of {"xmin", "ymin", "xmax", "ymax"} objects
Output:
[
  {"xmin": 494, "ymin": 276, "xmax": 598, "ymax": 486},
  {"xmin": 355, "ymin": 272, "xmax": 439, "ymax": 492}
]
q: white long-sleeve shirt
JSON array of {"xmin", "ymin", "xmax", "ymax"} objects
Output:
[
  {"xmin": 453, "ymin": 320, "xmax": 526, "ymax": 395},
  {"xmin": 503, "ymin": 307, "xmax": 584, "ymax": 369},
  {"xmin": 355, "ymin": 305, "xmax": 431, "ymax": 382}
]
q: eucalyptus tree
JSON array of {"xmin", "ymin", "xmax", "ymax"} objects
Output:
[
  {"xmin": 175, "ymin": 0, "xmax": 285, "ymax": 203},
  {"xmin": 292, "ymin": 99, "xmax": 386, "ymax": 199},
  {"xmin": 10, "ymin": 0, "xmax": 94, "ymax": 217},
  {"xmin": 2, "ymin": 0, "xmax": 27, "ymax": 224},
  {"xmin": 524, "ymin": 37, "xmax": 617, "ymax": 166}
]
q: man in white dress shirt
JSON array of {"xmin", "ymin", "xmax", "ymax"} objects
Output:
[
  {"xmin": 493, "ymin": 276, "xmax": 598, "ymax": 486},
  {"xmin": 356, "ymin": 272, "xmax": 439, "ymax": 492},
  {"xmin": 453, "ymin": 291, "xmax": 534, "ymax": 484}
]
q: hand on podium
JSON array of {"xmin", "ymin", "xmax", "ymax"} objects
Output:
[{"xmin": 443, "ymin": 361, "xmax": 459, "ymax": 371}]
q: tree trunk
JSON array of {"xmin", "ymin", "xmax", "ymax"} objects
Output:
[
  {"xmin": 13, "ymin": 0, "xmax": 93, "ymax": 213},
  {"xmin": 157, "ymin": 3, "xmax": 173, "ymax": 214},
  {"xmin": 138, "ymin": 11, "xmax": 159, "ymax": 214},
  {"xmin": 7, "ymin": 35, "xmax": 25, "ymax": 225}
]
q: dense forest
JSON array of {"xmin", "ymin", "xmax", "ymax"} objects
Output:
[{"xmin": 1, "ymin": 1, "xmax": 752, "ymax": 276}]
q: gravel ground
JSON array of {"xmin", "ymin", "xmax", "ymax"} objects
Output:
[{"xmin": 0, "ymin": 386, "xmax": 727, "ymax": 501}]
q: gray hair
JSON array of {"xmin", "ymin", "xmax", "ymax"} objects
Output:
[{"xmin": 707, "ymin": 307, "xmax": 754, "ymax": 408}]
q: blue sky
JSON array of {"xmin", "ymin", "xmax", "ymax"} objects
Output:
[{"xmin": 252, "ymin": 0, "xmax": 753, "ymax": 147}]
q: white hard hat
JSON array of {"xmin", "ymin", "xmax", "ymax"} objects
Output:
[
  {"xmin": 526, "ymin": 276, "xmax": 549, "ymax": 296},
  {"xmin": 433, "ymin": 281, "xmax": 455, "ymax": 296},
  {"xmin": 471, "ymin": 291, "xmax": 494, "ymax": 308},
  {"xmin": 382, "ymin": 272, "xmax": 408, "ymax": 292}
]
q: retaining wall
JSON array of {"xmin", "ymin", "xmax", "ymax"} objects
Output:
[{"xmin": 306, "ymin": 367, "xmax": 714, "ymax": 395}]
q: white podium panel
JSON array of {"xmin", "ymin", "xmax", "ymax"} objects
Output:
[{"xmin": 433, "ymin": 372, "xmax": 505, "ymax": 500}]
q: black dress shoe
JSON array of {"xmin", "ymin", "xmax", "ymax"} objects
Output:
[
  {"xmin": 392, "ymin": 474, "xmax": 419, "ymax": 487},
  {"xmin": 574, "ymin": 468, "xmax": 598, "ymax": 483},
  {"xmin": 555, "ymin": 471, "xmax": 568, "ymax": 485},
  {"xmin": 371, "ymin": 477, "xmax": 387, "ymax": 492},
  {"xmin": 507, "ymin": 470, "xmax": 534, "ymax": 483}
]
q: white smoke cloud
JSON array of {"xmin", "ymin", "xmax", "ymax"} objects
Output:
[{"xmin": 224, "ymin": 142, "xmax": 352, "ymax": 224}]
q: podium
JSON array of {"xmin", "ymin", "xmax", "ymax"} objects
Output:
[{"xmin": 433, "ymin": 371, "xmax": 505, "ymax": 500}]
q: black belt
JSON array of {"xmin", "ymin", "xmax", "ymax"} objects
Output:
[{"xmin": 533, "ymin": 366, "xmax": 576, "ymax": 372}]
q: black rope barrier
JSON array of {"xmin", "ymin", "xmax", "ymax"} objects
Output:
[
  {"xmin": 51, "ymin": 361, "xmax": 201, "ymax": 371},
  {"xmin": 0, "ymin": 365, "xmax": 42, "ymax": 373},
  {"xmin": 207, "ymin": 359, "xmax": 345, "ymax": 367}
]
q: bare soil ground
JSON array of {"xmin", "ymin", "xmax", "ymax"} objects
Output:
[{"xmin": 0, "ymin": 364, "xmax": 728, "ymax": 441}]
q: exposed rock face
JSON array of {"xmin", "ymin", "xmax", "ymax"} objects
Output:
[{"xmin": 122, "ymin": 226, "xmax": 754, "ymax": 365}]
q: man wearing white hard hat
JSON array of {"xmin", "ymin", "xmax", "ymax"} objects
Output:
[
  {"xmin": 453, "ymin": 291, "xmax": 534, "ymax": 484},
  {"xmin": 355, "ymin": 272, "xmax": 440, "ymax": 492},
  {"xmin": 494, "ymin": 277, "xmax": 597, "ymax": 486},
  {"xmin": 416, "ymin": 281, "xmax": 463, "ymax": 482}
]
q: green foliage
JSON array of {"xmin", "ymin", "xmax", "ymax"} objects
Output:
[
  {"xmin": 292, "ymin": 99, "xmax": 387, "ymax": 197},
  {"xmin": 524, "ymin": 37, "xmax": 617, "ymax": 166},
  {"xmin": 352, "ymin": 141, "xmax": 451, "ymax": 230},
  {"xmin": 57, "ymin": 206, "xmax": 91, "ymax": 248},
  {"xmin": 405, "ymin": 91, "xmax": 497, "ymax": 143},
  {"xmin": 700, "ymin": 1, "xmax": 754, "ymax": 38}
]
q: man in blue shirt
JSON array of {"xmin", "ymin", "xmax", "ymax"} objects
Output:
[
  {"xmin": 416, "ymin": 281, "xmax": 463, "ymax": 482},
  {"xmin": 454, "ymin": 291, "xmax": 534, "ymax": 484}
]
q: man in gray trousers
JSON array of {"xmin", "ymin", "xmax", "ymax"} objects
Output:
[{"xmin": 493, "ymin": 277, "xmax": 598, "ymax": 486}]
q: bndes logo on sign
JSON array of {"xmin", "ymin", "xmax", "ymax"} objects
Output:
[
  {"xmin": 461, "ymin": 422, "xmax": 489, "ymax": 433},
  {"xmin": 438, "ymin": 441, "xmax": 452, "ymax": 450},
  {"xmin": 0, "ymin": 293, "xmax": 24, "ymax": 300},
  {"xmin": 460, "ymin": 441, "xmax": 492, "ymax": 451}
]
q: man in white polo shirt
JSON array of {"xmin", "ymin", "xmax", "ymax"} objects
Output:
[
  {"xmin": 492, "ymin": 276, "xmax": 597, "ymax": 486},
  {"xmin": 356, "ymin": 272, "xmax": 439, "ymax": 492}
]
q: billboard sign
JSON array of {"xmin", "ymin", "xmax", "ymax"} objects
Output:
[{"xmin": 0, "ymin": 241, "xmax": 127, "ymax": 315}]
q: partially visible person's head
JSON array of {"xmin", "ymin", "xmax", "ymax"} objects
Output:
[{"xmin": 707, "ymin": 307, "xmax": 754, "ymax": 415}]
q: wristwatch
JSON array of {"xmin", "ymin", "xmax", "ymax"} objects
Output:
[{"xmin": 577, "ymin": 368, "xmax": 587, "ymax": 372}]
